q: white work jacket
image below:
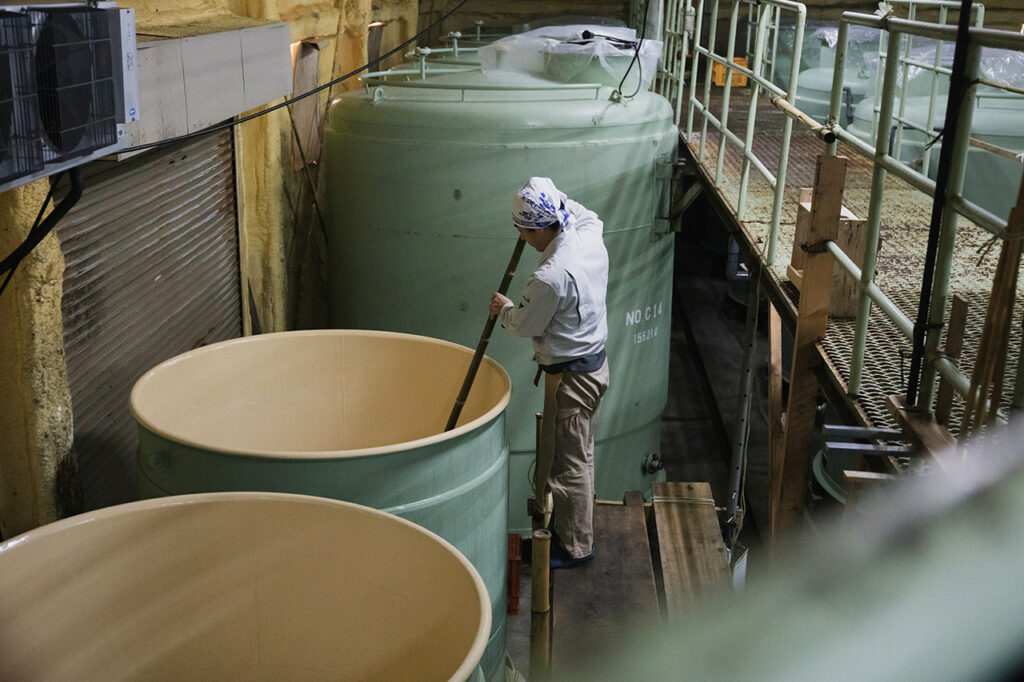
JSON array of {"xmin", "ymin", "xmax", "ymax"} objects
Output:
[{"xmin": 499, "ymin": 199, "xmax": 609, "ymax": 366}]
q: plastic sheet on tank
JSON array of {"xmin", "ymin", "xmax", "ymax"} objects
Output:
[
  {"xmin": 812, "ymin": 24, "xmax": 880, "ymax": 50},
  {"xmin": 479, "ymin": 25, "xmax": 663, "ymax": 91},
  {"xmin": 981, "ymin": 48, "xmax": 1024, "ymax": 89}
]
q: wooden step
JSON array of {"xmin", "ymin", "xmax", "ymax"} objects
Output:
[
  {"xmin": 652, "ymin": 482, "xmax": 730, "ymax": 621},
  {"xmin": 551, "ymin": 491, "xmax": 659, "ymax": 674}
]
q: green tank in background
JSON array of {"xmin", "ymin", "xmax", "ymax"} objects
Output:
[
  {"xmin": 322, "ymin": 46, "xmax": 676, "ymax": 536},
  {"xmin": 849, "ymin": 47, "xmax": 1024, "ymax": 221},
  {"xmin": 795, "ymin": 24, "xmax": 880, "ymax": 124}
]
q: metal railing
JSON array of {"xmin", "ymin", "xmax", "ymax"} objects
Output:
[
  {"xmin": 680, "ymin": 0, "xmax": 1024, "ymax": 420},
  {"xmin": 655, "ymin": 0, "xmax": 692, "ymax": 124},
  {"xmin": 685, "ymin": 0, "xmax": 807, "ymax": 265},
  {"xmin": 745, "ymin": 1, "xmax": 785, "ymax": 88},
  {"xmin": 865, "ymin": 1, "xmax": 985, "ymax": 177},
  {"xmin": 823, "ymin": 12, "xmax": 1024, "ymax": 410}
]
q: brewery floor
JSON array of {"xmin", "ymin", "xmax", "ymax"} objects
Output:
[{"xmin": 504, "ymin": 230, "xmax": 773, "ymax": 678}]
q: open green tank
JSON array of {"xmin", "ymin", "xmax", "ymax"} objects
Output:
[
  {"xmin": 322, "ymin": 67, "xmax": 677, "ymax": 534},
  {"xmin": 131, "ymin": 331, "xmax": 509, "ymax": 682}
]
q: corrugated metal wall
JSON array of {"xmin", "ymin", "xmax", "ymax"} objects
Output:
[{"xmin": 58, "ymin": 130, "xmax": 242, "ymax": 511}]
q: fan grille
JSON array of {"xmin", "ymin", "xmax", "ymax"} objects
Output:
[
  {"xmin": 32, "ymin": 8, "xmax": 117, "ymax": 162},
  {"xmin": 0, "ymin": 11, "xmax": 43, "ymax": 184}
]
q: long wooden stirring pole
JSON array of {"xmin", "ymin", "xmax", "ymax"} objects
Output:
[{"xmin": 445, "ymin": 237, "xmax": 527, "ymax": 431}]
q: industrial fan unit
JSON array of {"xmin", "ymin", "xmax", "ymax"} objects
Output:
[{"xmin": 0, "ymin": 3, "xmax": 137, "ymax": 193}]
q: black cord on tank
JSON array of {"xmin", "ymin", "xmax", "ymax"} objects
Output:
[{"xmin": 615, "ymin": 0, "xmax": 653, "ymax": 100}]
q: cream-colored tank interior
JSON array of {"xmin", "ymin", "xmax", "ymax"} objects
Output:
[
  {"xmin": 0, "ymin": 492, "xmax": 490, "ymax": 681},
  {"xmin": 130, "ymin": 331, "xmax": 511, "ymax": 455}
]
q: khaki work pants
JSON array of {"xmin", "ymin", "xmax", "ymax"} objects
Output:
[{"xmin": 535, "ymin": 359, "xmax": 610, "ymax": 559}]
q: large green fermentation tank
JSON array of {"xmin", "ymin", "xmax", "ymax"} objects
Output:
[
  {"xmin": 131, "ymin": 331, "xmax": 510, "ymax": 682},
  {"xmin": 322, "ymin": 66, "xmax": 677, "ymax": 535}
]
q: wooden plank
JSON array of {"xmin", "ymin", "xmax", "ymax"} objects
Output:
[
  {"xmin": 787, "ymin": 193, "xmax": 864, "ymax": 319},
  {"xmin": 652, "ymin": 482, "xmax": 730, "ymax": 621},
  {"xmin": 843, "ymin": 470, "xmax": 898, "ymax": 521},
  {"xmin": 767, "ymin": 305, "xmax": 785, "ymax": 540},
  {"xmin": 886, "ymin": 394, "xmax": 956, "ymax": 473},
  {"xmin": 786, "ymin": 264, "xmax": 804, "ymax": 290},
  {"xmin": 789, "ymin": 187, "xmax": 814, "ymax": 272},
  {"xmin": 776, "ymin": 155, "xmax": 849, "ymax": 535},
  {"xmin": 551, "ymin": 493, "xmax": 658, "ymax": 675},
  {"xmin": 934, "ymin": 294, "xmax": 969, "ymax": 425},
  {"xmin": 828, "ymin": 212, "xmax": 866, "ymax": 318}
]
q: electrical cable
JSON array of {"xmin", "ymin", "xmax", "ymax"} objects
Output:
[
  {"xmin": 0, "ymin": 172, "xmax": 61, "ymax": 275},
  {"xmin": 0, "ymin": 169, "xmax": 84, "ymax": 299},
  {"xmin": 117, "ymin": 0, "xmax": 473, "ymax": 155},
  {"xmin": 615, "ymin": 0, "xmax": 652, "ymax": 100}
]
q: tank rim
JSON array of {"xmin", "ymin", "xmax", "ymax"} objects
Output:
[
  {"xmin": 0, "ymin": 490, "xmax": 492, "ymax": 682},
  {"xmin": 129, "ymin": 329, "xmax": 512, "ymax": 460}
]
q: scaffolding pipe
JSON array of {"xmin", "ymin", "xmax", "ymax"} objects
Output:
[
  {"xmin": 765, "ymin": 6, "xmax": 804, "ymax": 267},
  {"xmin": 698, "ymin": 51, "xmax": 788, "ymax": 99},
  {"xmin": 698, "ymin": 0, "xmax": 721, "ymax": 161},
  {"xmin": 921, "ymin": 5, "xmax": 948, "ymax": 176},
  {"xmin": 826, "ymin": 241, "xmax": 915, "ymax": 338},
  {"xmin": 726, "ymin": 274, "xmax": 759, "ymax": 537},
  {"xmin": 714, "ymin": 1, "xmax": 743, "ymax": 186},
  {"xmin": 690, "ymin": 99, "xmax": 779, "ymax": 185},
  {"xmin": 915, "ymin": 41, "xmax": 984, "ymax": 409},
  {"xmin": 737, "ymin": 8, "xmax": 771, "ymax": 220},
  {"xmin": 892, "ymin": 3, "xmax": 917, "ymax": 162},
  {"xmin": 846, "ymin": 29, "xmax": 904, "ymax": 397},
  {"xmin": 826, "ymin": 21, "xmax": 850, "ymax": 157},
  {"xmin": 685, "ymin": 0, "xmax": 706, "ymax": 141},
  {"xmin": 827, "ymin": 239, "xmax": 976, "ymax": 401}
]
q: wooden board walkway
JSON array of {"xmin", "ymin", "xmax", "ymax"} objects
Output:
[
  {"xmin": 652, "ymin": 481, "xmax": 731, "ymax": 621},
  {"xmin": 550, "ymin": 491, "xmax": 659, "ymax": 677},
  {"xmin": 542, "ymin": 485, "xmax": 730, "ymax": 677}
]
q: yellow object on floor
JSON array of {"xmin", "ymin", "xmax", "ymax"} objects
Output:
[{"xmin": 712, "ymin": 57, "xmax": 748, "ymax": 86}]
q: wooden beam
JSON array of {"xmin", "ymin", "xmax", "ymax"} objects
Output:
[
  {"xmin": 787, "ymin": 187, "xmax": 865, "ymax": 318},
  {"xmin": 789, "ymin": 187, "xmax": 814, "ymax": 271},
  {"xmin": 934, "ymin": 294, "xmax": 968, "ymax": 425},
  {"xmin": 843, "ymin": 470, "xmax": 898, "ymax": 522},
  {"xmin": 775, "ymin": 155, "xmax": 849, "ymax": 535},
  {"xmin": 652, "ymin": 482, "xmax": 730, "ymax": 621},
  {"xmin": 886, "ymin": 394, "xmax": 956, "ymax": 472}
]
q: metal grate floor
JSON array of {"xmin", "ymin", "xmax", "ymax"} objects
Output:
[{"xmin": 685, "ymin": 89, "xmax": 1023, "ymax": 434}]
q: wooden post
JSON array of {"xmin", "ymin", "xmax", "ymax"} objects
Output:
[
  {"xmin": 887, "ymin": 394, "xmax": 956, "ymax": 472},
  {"xmin": 774, "ymin": 155, "xmax": 848, "ymax": 535},
  {"xmin": 787, "ymin": 188, "xmax": 866, "ymax": 318},
  {"xmin": 934, "ymin": 294, "xmax": 968, "ymax": 425},
  {"xmin": 767, "ymin": 304, "xmax": 785, "ymax": 540}
]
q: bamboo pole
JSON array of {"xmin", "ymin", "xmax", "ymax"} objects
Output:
[
  {"xmin": 960, "ymin": 176, "xmax": 1024, "ymax": 439},
  {"xmin": 445, "ymin": 238, "xmax": 526, "ymax": 431},
  {"xmin": 531, "ymin": 529, "xmax": 552, "ymax": 614}
]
